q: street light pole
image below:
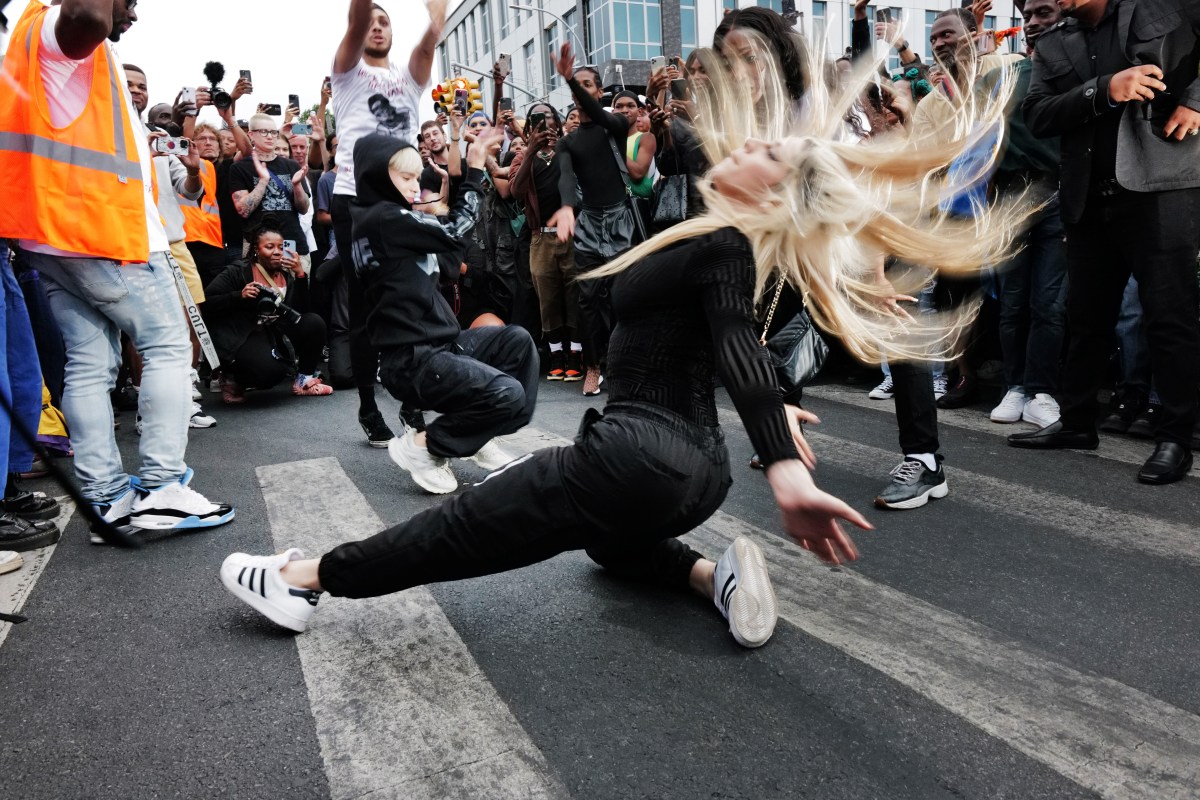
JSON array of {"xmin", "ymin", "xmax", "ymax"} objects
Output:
[
  {"xmin": 451, "ymin": 62, "xmax": 547, "ymax": 103},
  {"xmin": 508, "ymin": 3, "xmax": 587, "ymax": 59}
]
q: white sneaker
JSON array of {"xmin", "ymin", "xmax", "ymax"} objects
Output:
[
  {"xmin": 220, "ymin": 549, "xmax": 320, "ymax": 632},
  {"xmin": 388, "ymin": 430, "xmax": 457, "ymax": 494},
  {"xmin": 868, "ymin": 375, "xmax": 894, "ymax": 400},
  {"xmin": 933, "ymin": 374, "xmax": 950, "ymax": 400},
  {"xmin": 990, "ymin": 387, "xmax": 1028, "ymax": 423},
  {"xmin": 129, "ymin": 469, "xmax": 235, "ymax": 530},
  {"xmin": 466, "ymin": 439, "xmax": 515, "ymax": 472},
  {"xmin": 90, "ymin": 486, "xmax": 137, "ymax": 545},
  {"xmin": 0, "ymin": 551, "xmax": 23, "ymax": 575},
  {"xmin": 190, "ymin": 369, "xmax": 202, "ymax": 401},
  {"xmin": 189, "ymin": 403, "xmax": 217, "ymax": 428},
  {"xmin": 1022, "ymin": 393, "xmax": 1061, "ymax": 428},
  {"xmin": 713, "ymin": 536, "xmax": 778, "ymax": 648}
]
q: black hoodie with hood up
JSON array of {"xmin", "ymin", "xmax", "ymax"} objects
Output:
[{"xmin": 350, "ymin": 134, "xmax": 485, "ymax": 367}]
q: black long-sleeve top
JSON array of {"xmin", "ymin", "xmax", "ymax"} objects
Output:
[
  {"xmin": 557, "ymin": 77, "xmax": 629, "ymax": 209},
  {"xmin": 201, "ymin": 261, "xmax": 310, "ymax": 362},
  {"xmin": 608, "ymin": 227, "xmax": 799, "ymax": 467}
]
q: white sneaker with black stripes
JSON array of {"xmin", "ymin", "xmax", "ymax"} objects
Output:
[
  {"xmin": 129, "ymin": 468, "xmax": 235, "ymax": 530},
  {"xmin": 220, "ymin": 548, "xmax": 320, "ymax": 632},
  {"xmin": 713, "ymin": 536, "xmax": 778, "ymax": 648}
]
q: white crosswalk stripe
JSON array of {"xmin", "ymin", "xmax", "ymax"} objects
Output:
[
  {"xmin": 257, "ymin": 458, "xmax": 567, "ymax": 800},
  {"xmin": 0, "ymin": 497, "xmax": 74, "ymax": 649},
  {"xmin": 496, "ymin": 424, "xmax": 1200, "ymax": 800}
]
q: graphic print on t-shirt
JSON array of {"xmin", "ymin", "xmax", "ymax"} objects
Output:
[{"xmin": 368, "ymin": 93, "xmax": 412, "ymax": 137}]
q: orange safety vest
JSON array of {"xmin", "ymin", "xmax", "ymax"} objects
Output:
[
  {"xmin": 180, "ymin": 159, "xmax": 222, "ymax": 247},
  {"xmin": 0, "ymin": 1, "xmax": 149, "ymax": 262}
]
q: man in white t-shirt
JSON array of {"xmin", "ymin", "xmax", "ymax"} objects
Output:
[
  {"xmin": 14, "ymin": 1, "xmax": 233, "ymax": 539},
  {"xmin": 329, "ymin": 0, "xmax": 446, "ymax": 448}
]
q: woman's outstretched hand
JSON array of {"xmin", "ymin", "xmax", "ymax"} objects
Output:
[{"xmin": 766, "ymin": 459, "xmax": 871, "ymax": 565}]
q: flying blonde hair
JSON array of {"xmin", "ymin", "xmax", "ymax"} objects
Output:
[{"xmin": 590, "ymin": 30, "xmax": 1030, "ymax": 365}]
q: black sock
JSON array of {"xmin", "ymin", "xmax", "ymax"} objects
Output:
[
  {"xmin": 358, "ymin": 385, "xmax": 379, "ymax": 416},
  {"xmin": 5, "ymin": 473, "xmax": 16, "ymax": 499}
]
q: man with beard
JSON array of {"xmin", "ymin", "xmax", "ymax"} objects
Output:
[
  {"xmin": 331, "ymin": 0, "xmax": 447, "ymax": 448},
  {"xmin": 1011, "ymin": 0, "xmax": 1200, "ymax": 485},
  {"xmin": 0, "ymin": 0, "xmax": 234, "ymax": 538}
]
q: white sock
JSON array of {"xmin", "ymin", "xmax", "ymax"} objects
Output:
[
  {"xmin": 570, "ymin": 342, "xmax": 583, "ymax": 352},
  {"xmin": 548, "ymin": 341, "xmax": 563, "ymax": 352},
  {"xmin": 907, "ymin": 453, "xmax": 938, "ymax": 471}
]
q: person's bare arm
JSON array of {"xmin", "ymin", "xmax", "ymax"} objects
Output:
[
  {"xmin": 409, "ymin": 0, "xmax": 448, "ymax": 87},
  {"xmin": 627, "ymin": 133, "xmax": 656, "ymax": 180},
  {"xmin": 334, "ymin": 0, "xmax": 376, "ymax": 74},
  {"xmin": 54, "ymin": 0, "xmax": 114, "ymax": 60},
  {"xmin": 447, "ymin": 111, "xmax": 464, "ymax": 178},
  {"xmin": 233, "ymin": 156, "xmax": 271, "ymax": 217}
]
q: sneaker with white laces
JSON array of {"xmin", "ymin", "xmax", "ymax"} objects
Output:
[
  {"xmin": 990, "ymin": 387, "xmax": 1028, "ymax": 423},
  {"xmin": 713, "ymin": 536, "xmax": 777, "ymax": 648},
  {"xmin": 874, "ymin": 457, "xmax": 949, "ymax": 510},
  {"xmin": 0, "ymin": 551, "xmax": 23, "ymax": 575},
  {"xmin": 189, "ymin": 403, "xmax": 217, "ymax": 428},
  {"xmin": 128, "ymin": 469, "xmax": 235, "ymax": 530},
  {"xmin": 388, "ymin": 429, "xmax": 457, "ymax": 494},
  {"xmin": 933, "ymin": 374, "xmax": 950, "ymax": 400},
  {"xmin": 220, "ymin": 549, "xmax": 321, "ymax": 632},
  {"xmin": 90, "ymin": 487, "xmax": 138, "ymax": 545},
  {"xmin": 466, "ymin": 439, "xmax": 515, "ymax": 472},
  {"xmin": 868, "ymin": 375, "xmax": 894, "ymax": 400},
  {"xmin": 1022, "ymin": 393, "xmax": 1061, "ymax": 428}
]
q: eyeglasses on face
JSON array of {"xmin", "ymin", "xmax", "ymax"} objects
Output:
[{"xmin": 251, "ymin": 129, "xmax": 279, "ymax": 136}]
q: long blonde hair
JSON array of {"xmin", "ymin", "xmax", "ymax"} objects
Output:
[{"xmin": 590, "ymin": 32, "xmax": 1030, "ymax": 364}]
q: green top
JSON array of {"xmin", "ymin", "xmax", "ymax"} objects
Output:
[{"xmin": 625, "ymin": 132, "xmax": 655, "ymax": 199}]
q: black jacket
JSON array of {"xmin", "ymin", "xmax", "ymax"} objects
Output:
[
  {"xmin": 201, "ymin": 261, "xmax": 310, "ymax": 362},
  {"xmin": 349, "ymin": 134, "xmax": 484, "ymax": 368},
  {"xmin": 1023, "ymin": 0, "xmax": 1200, "ymax": 223}
]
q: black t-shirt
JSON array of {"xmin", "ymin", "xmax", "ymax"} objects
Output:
[
  {"xmin": 420, "ymin": 161, "xmax": 463, "ymax": 204},
  {"xmin": 215, "ymin": 158, "xmax": 242, "ymax": 249},
  {"xmin": 229, "ymin": 155, "xmax": 311, "ymax": 254}
]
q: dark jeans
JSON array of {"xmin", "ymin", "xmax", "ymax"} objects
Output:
[
  {"xmin": 379, "ymin": 325, "xmax": 539, "ymax": 459},
  {"xmin": 1058, "ymin": 187, "xmax": 1200, "ymax": 445},
  {"xmin": 230, "ymin": 313, "xmax": 326, "ymax": 390},
  {"xmin": 573, "ymin": 250, "xmax": 614, "ymax": 369},
  {"xmin": 318, "ymin": 402, "xmax": 725, "ymax": 598},
  {"xmin": 331, "ymin": 194, "xmax": 379, "ymax": 396},
  {"xmin": 996, "ymin": 194, "xmax": 1068, "ymax": 395}
]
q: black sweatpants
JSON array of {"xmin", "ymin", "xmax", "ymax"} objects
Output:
[
  {"xmin": 318, "ymin": 402, "xmax": 725, "ymax": 598},
  {"xmin": 331, "ymin": 194, "xmax": 379, "ymax": 397},
  {"xmin": 573, "ymin": 250, "xmax": 614, "ymax": 370},
  {"xmin": 230, "ymin": 313, "xmax": 326, "ymax": 390},
  {"xmin": 379, "ymin": 325, "xmax": 540, "ymax": 459}
]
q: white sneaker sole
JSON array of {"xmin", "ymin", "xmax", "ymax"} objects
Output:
[
  {"xmin": 1022, "ymin": 412, "xmax": 1061, "ymax": 428},
  {"xmin": 990, "ymin": 410, "xmax": 1024, "ymax": 423},
  {"xmin": 388, "ymin": 438, "xmax": 457, "ymax": 494},
  {"xmin": 220, "ymin": 559, "xmax": 310, "ymax": 632},
  {"xmin": 868, "ymin": 390, "xmax": 893, "ymax": 400},
  {"xmin": 0, "ymin": 553, "xmax": 23, "ymax": 575},
  {"xmin": 726, "ymin": 537, "xmax": 778, "ymax": 649},
  {"xmin": 875, "ymin": 479, "xmax": 950, "ymax": 510}
]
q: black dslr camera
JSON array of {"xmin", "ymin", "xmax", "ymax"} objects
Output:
[
  {"xmin": 203, "ymin": 61, "xmax": 233, "ymax": 111},
  {"xmin": 253, "ymin": 284, "xmax": 301, "ymax": 326}
]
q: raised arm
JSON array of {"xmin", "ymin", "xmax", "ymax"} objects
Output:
[
  {"xmin": 334, "ymin": 0, "xmax": 377, "ymax": 74},
  {"xmin": 55, "ymin": 0, "xmax": 115, "ymax": 60},
  {"xmin": 409, "ymin": 0, "xmax": 449, "ymax": 88},
  {"xmin": 554, "ymin": 43, "xmax": 629, "ymax": 139}
]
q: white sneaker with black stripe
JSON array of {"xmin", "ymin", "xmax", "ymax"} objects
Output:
[
  {"xmin": 713, "ymin": 536, "xmax": 778, "ymax": 648},
  {"xmin": 220, "ymin": 549, "xmax": 320, "ymax": 632},
  {"xmin": 89, "ymin": 486, "xmax": 138, "ymax": 545},
  {"xmin": 129, "ymin": 469, "xmax": 235, "ymax": 530}
]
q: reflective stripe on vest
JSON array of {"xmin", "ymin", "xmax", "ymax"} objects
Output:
[
  {"xmin": 180, "ymin": 159, "xmax": 222, "ymax": 247},
  {"xmin": 0, "ymin": 131, "xmax": 140, "ymax": 180}
]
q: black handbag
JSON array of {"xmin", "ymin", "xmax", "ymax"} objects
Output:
[
  {"xmin": 651, "ymin": 174, "xmax": 688, "ymax": 225},
  {"xmin": 760, "ymin": 280, "xmax": 829, "ymax": 402}
]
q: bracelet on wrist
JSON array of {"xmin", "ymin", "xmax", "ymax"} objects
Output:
[{"xmin": 895, "ymin": 40, "xmax": 909, "ymax": 51}]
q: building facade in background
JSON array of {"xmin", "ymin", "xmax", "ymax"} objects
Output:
[{"xmin": 436, "ymin": 0, "xmax": 1021, "ymax": 114}]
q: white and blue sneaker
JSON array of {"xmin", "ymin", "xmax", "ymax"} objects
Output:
[
  {"xmin": 220, "ymin": 548, "xmax": 320, "ymax": 632},
  {"xmin": 713, "ymin": 536, "xmax": 778, "ymax": 648},
  {"xmin": 89, "ymin": 486, "xmax": 138, "ymax": 545},
  {"xmin": 129, "ymin": 469, "xmax": 234, "ymax": 530}
]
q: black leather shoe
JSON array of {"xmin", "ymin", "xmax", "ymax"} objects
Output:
[
  {"xmin": 1008, "ymin": 421, "xmax": 1099, "ymax": 450},
  {"xmin": 1137, "ymin": 442, "xmax": 1193, "ymax": 485}
]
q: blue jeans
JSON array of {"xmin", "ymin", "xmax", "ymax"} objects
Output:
[
  {"xmin": 1114, "ymin": 277, "xmax": 1159, "ymax": 403},
  {"xmin": 23, "ymin": 251, "xmax": 192, "ymax": 503},
  {"xmin": 0, "ymin": 248, "xmax": 43, "ymax": 476},
  {"xmin": 997, "ymin": 195, "xmax": 1068, "ymax": 395}
]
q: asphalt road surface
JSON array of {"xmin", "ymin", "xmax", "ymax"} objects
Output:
[{"xmin": 2, "ymin": 375, "xmax": 1197, "ymax": 800}]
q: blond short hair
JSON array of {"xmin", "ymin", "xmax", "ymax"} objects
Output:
[
  {"xmin": 387, "ymin": 146, "xmax": 422, "ymax": 176},
  {"xmin": 248, "ymin": 113, "xmax": 276, "ymax": 131}
]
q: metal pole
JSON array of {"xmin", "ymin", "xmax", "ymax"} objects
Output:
[
  {"xmin": 452, "ymin": 62, "xmax": 547, "ymax": 102},
  {"xmin": 509, "ymin": 3, "xmax": 587, "ymax": 59}
]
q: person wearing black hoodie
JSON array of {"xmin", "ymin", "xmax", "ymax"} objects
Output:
[{"xmin": 348, "ymin": 130, "xmax": 539, "ymax": 495}]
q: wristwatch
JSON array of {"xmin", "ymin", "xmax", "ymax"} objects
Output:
[{"xmin": 895, "ymin": 39, "xmax": 910, "ymax": 52}]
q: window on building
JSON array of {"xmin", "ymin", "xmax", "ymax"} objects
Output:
[
  {"xmin": 1010, "ymin": 15, "xmax": 1022, "ymax": 52},
  {"xmin": 468, "ymin": 11, "xmax": 479, "ymax": 62},
  {"xmin": 450, "ymin": 28, "xmax": 460, "ymax": 66},
  {"xmin": 811, "ymin": 0, "xmax": 827, "ymax": 49},
  {"xmin": 758, "ymin": 0, "xmax": 783, "ymax": 12},
  {"xmin": 500, "ymin": 2, "xmax": 511, "ymax": 37},
  {"xmin": 680, "ymin": 0, "xmax": 698, "ymax": 53},
  {"xmin": 924, "ymin": 9, "xmax": 938, "ymax": 61},
  {"xmin": 440, "ymin": 45, "xmax": 451, "ymax": 81},
  {"xmin": 563, "ymin": 7, "xmax": 581, "ymax": 60},
  {"xmin": 523, "ymin": 39, "xmax": 537, "ymax": 92},
  {"xmin": 587, "ymin": 0, "xmax": 663, "ymax": 62},
  {"xmin": 724, "ymin": 0, "xmax": 737, "ymax": 9},
  {"xmin": 545, "ymin": 24, "xmax": 559, "ymax": 88},
  {"xmin": 480, "ymin": 2, "xmax": 492, "ymax": 54}
]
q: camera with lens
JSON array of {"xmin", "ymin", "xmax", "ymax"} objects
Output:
[
  {"xmin": 253, "ymin": 283, "xmax": 301, "ymax": 326},
  {"xmin": 203, "ymin": 61, "xmax": 233, "ymax": 111}
]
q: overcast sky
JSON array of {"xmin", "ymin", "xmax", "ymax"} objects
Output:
[{"xmin": 111, "ymin": 0, "xmax": 442, "ymax": 127}]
